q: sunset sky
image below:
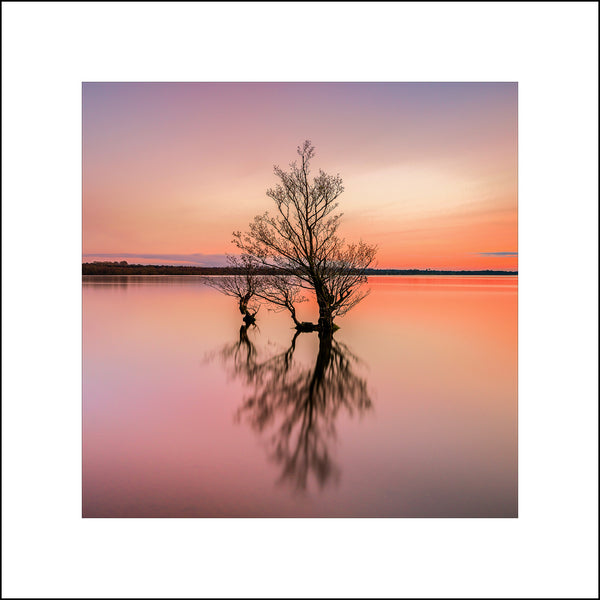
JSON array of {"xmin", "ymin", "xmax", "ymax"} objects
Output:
[{"xmin": 83, "ymin": 82, "xmax": 517, "ymax": 270}]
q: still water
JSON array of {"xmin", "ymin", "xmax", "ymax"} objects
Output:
[{"xmin": 83, "ymin": 276, "xmax": 517, "ymax": 517}]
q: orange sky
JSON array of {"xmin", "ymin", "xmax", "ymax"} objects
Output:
[{"xmin": 83, "ymin": 83, "xmax": 517, "ymax": 270}]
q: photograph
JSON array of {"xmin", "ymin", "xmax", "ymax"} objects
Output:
[{"xmin": 82, "ymin": 82, "xmax": 518, "ymax": 518}]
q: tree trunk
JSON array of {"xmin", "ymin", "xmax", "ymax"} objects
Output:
[
  {"xmin": 317, "ymin": 305, "xmax": 334, "ymax": 335},
  {"xmin": 314, "ymin": 279, "xmax": 334, "ymax": 334},
  {"xmin": 288, "ymin": 303, "xmax": 300, "ymax": 327}
]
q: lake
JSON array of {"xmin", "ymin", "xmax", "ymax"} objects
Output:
[{"xmin": 83, "ymin": 275, "xmax": 517, "ymax": 517}]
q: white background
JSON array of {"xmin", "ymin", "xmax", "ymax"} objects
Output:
[{"xmin": 2, "ymin": 2, "xmax": 598, "ymax": 598}]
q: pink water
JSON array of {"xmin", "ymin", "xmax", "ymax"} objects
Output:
[{"xmin": 83, "ymin": 276, "xmax": 517, "ymax": 517}]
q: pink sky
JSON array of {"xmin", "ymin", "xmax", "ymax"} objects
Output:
[{"xmin": 83, "ymin": 83, "xmax": 517, "ymax": 270}]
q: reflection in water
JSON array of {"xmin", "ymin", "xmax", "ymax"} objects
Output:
[
  {"xmin": 212, "ymin": 325, "xmax": 372, "ymax": 492},
  {"xmin": 84, "ymin": 276, "xmax": 517, "ymax": 517},
  {"xmin": 82, "ymin": 275, "xmax": 208, "ymax": 287}
]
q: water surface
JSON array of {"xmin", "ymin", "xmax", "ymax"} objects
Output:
[{"xmin": 83, "ymin": 275, "xmax": 517, "ymax": 517}]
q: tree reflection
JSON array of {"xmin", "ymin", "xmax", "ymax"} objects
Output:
[
  {"xmin": 213, "ymin": 327, "xmax": 372, "ymax": 493},
  {"xmin": 213, "ymin": 322, "xmax": 260, "ymax": 385}
]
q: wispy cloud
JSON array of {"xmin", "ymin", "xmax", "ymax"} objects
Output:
[
  {"xmin": 83, "ymin": 253, "xmax": 231, "ymax": 266},
  {"xmin": 476, "ymin": 251, "xmax": 518, "ymax": 256}
]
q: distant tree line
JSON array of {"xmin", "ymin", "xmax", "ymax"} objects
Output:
[
  {"xmin": 363, "ymin": 268, "xmax": 518, "ymax": 275},
  {"xmin": 83, "ymin": 262, "xmax": 517, "ymax": 277},
  {"xmin": 82, "ymin": 261, "xmax": 287, "ymax": 276}
]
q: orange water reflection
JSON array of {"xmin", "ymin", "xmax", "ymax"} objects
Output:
[{"xmin": 83, "ymin": 275, "xmax": 517, "ymax": 517}]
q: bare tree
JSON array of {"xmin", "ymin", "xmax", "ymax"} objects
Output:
[
  {"xmin": 233, "ymin": 140, "xmax": 377, "ymax": 333},
  {"xmin": 203, "ymin": 254, "xmax": 261, "ymax": 323}
]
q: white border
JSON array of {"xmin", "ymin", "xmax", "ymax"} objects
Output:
[{"xmin": 2, "ymin": 2, "xmax": 598, "ymax": 598}]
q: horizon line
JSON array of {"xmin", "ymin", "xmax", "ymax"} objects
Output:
[{"xmin": 82, "ymin": 261, "xmax": 518, "ymax": 273}]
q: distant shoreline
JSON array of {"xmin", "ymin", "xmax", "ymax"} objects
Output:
[{"xmin": 82, "ymin": 262, "xmax": 517, "ymax": 276}]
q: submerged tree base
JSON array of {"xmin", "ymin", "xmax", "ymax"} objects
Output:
[
  {"xmin": 295, "ymin": 321, "xmax": 319, "ymax": 332},
  {"xmin": 294, "ymin": 321, "xmax": 340, "ymax": 333}
]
